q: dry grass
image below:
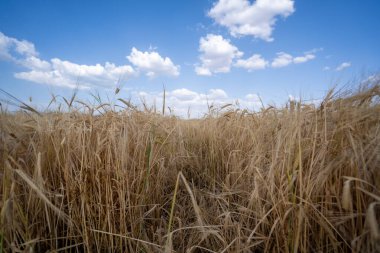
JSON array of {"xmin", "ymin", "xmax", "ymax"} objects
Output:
[{"xmin": 0, "ymin": 84, "xmax": 380, "ymax": 252}]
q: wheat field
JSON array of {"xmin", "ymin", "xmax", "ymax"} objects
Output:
[{"xmin": 1, "ymin": 84, "xmax": 380, "ymax": 252}]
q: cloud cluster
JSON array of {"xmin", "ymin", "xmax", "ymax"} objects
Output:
[
  {"xmin": 200, "ymin": 1, "xmax": 324, "ymax": 74},
  {"xmin": 195, "ymin": 34, "xmax": 317, "ymax": 75},
  {"xmin": 135, "ymin": 87, "xmax": 261, "ymax": 118},
  {"xmin": 208, "ymin": 0, "xmax": 295, "ymax": 41},
  {"xmin": 15, "ymin": 59, "xmax": 136, "ymax": 89},
  {"xmin": 0, "ymin": 32, "xmax": 179, "ymax": 89}
]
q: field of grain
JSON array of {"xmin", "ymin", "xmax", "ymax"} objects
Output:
[{"xmin": 1, "ymin": 85, "xmax": 380, "ymax": 252}]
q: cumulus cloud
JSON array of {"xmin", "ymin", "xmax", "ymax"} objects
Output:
[
  {"xmin": 335, "ymin": 62, "xmax": 351, "ymax": 71},
  {"xmin": 195, "ymin": 34, "xmax": 243, "ymax": 75},
  {"xmin": 127, "ymin": 47, "xmax": 180, "ymax": 78},
  {"xmin": 271, "ymin": 51, "xmax": 316, "ymax": 68},
  {"xmin": 208, "ymin": 0, "xmax": 295, "ymax": 41},
  {"xmin": 194, "ymin": 35, "xmax": 318, "ymax": 74},
  {"xmin": 170, "ymin": 88, "xmax": 199, "ymax": 101},
  {"xmin": 0, "ymin": 32, "xmax": 137, "ymax": 89},
  {"xmin": 208, "ymin": 88, "xmax": 228, "ymax": 99},
  {"xmin": 135, "ymin": 88, "xmax": 261, "ymax": 118},
  {"xmin": 235, "ymin": 54, "xmax": 268, "ymax": 70},
  {"xmin": 0, "ymin": 32, "xmax": 182, "ymax": 89},
  {"xmin": 21, "ymin": 56, "xmax": 51, "ymax": 71},
  {"xmin": 15, "ymin": 60, "xmax": 135, "ymax": 89},
  {"xmin": 195, "ymin": 66, "xmax": 213, "ymax": 76}
]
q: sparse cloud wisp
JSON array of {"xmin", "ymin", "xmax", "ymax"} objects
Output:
[
  {"xmin": 335, "ymin": 62, "xmax": 351, "ymax": 71},
  {"xmin": 271, "ymin": 52, "xmax": 316, "ymax": 68}
]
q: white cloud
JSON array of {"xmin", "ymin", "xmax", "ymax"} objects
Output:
[
  {"xmin": 271, "ymin": 52, "xmax": 316, "ymax": 68},
  {"xmin": 271, "ymin": 52, "xmax": 293, "ymax": 68},
  {"xmin": 194, "ymin": 35, "xmax": 317, "ymax": 74},
  {"xmin": 194, "ymin": 66, "xmax": 212, "ymax": 76},
  {"xmin": 335, "ymin": 62, "xmax": 351, "ymax": 71},
  {"xmin": 195, "ymin": 34, "xmax": 243, "ymax": 75},
  {"xmin": 15, "ymin": 70, "xmax": 81, "ymax": 89},
  {"xmin": 293, "ymin": 54, "xmax": 315, "ymax": 64},
  {"xmin": 127, "ymin": 47, "xmax": 180, "ymax": 78},
  {"xmin": 170, "ymin": 88, "xmax": 199, "ymax": 101},
  {"xmin": 15, "ymin": 60, "xmax": 135, "ymax": 89},
  {"xmin": 1, "ymin": 33, "xmax": 49, "ymax": 72},
  {"xmin": 13, "ymin": 39, "xmax": 37, "ymax": 57},
  {"xmin": 136, "ymin": 88, "xmax": 261, "ymax": 118},
  {"xmin": 0, "ymin": 32, "xmax": 182, "ymax": 89},
  {"xmin": 0, "ymin": 32, "xmax": 38, "ymax": 60},
  {"xmin": 208, "ymin": 88, "xmax": 228, "ymax": 99},
  {"xmin": 21, "ymin": 56, "xmax": 51, "ymax": 71},
  {"xmin": 235, "ymin": 54, "xmax": 268, "ymax": 70},
  {"xmin": 245, "ymin": 93, "xmax": 260, "ymax": 100},
  {"xmin": 208, "ymin": 0, "xmax": 295, "ymax": 41},
  {"xmin": 1, "ymin": 32, "xmax": 137, "ymax": 89}
]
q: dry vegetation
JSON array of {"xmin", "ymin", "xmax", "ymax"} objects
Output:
[{"xmin": 1, "ymin": 84, "xmax": 380, "ymax": 252}]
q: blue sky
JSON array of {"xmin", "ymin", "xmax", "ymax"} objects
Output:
[{"xmin": 0, "ymin": 0, "xmax": 379, "ymax": 116}]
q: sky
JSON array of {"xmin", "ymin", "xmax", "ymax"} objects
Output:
[{"xmin": 0, "ymin": 0, "xmax": 379, "ymax": 117}]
